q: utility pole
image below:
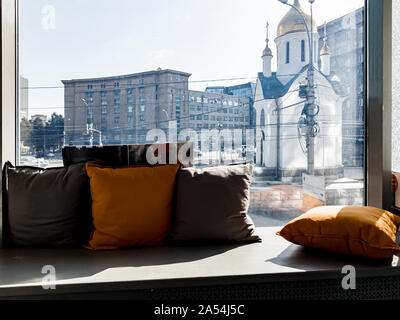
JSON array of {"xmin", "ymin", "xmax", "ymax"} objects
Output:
[{"xmin": 279, "ymin": 0, "xmax": 318, "ymax": 175}]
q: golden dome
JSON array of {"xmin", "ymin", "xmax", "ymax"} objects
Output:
[
  {"xmin": 277, "ymin": 0, "xmax": 317, "ymax": 38},
  {"xmin": 262, "ymin": 40, "xmax": 273, "ymax": 57}
]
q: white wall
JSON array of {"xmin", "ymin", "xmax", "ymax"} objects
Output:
[
  {"xmin": 255, "ymin": 70, "xmax": 343, "ymax": 173},
  {"xmin": 275, "ymin": 31, "xmax": 319, "ymax": 85}
]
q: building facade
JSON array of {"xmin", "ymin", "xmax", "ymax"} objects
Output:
[
  {"xmin": 318, "ymin": 7, "xmax": 364, "ymax": 167},
  {"xmin": 19, "ymin": 76, "xmax": 29, "ymax": 120},
  {"xmin": 63, "ymin": 69, "xmax": 250, "ymax": 146}
]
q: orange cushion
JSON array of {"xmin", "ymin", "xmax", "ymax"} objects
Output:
[
  {"xmin": 85, "ymin": 163, "xmax": 180, "ymax": 250},
  {"xmin": 277, "ymin": 206, "xmax": 400, "ymax": 259}
]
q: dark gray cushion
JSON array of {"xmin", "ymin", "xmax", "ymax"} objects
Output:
[
  {"xmin": 171, "ymin": 162, "xmax": 261, "ymax": 243},
  {"xmin": 3, "ymin": 162, "xmax": 93, "ymax": 247}
]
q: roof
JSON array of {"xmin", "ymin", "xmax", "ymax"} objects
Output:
[
  {"xmin": 257, "ymin": 65, "xmax": 346, "ymax": 100},
  {"xmin": 276, "ymin": 0, "xmax": 317, "ymax": 38},
  {"xmin": 61, "ymin": 69, "xmax": 192, "ymax": 84}
]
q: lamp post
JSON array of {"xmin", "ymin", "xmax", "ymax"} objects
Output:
[{"xmin": 278, "ymin": 0, "xmax": 317, "ymax": 175}]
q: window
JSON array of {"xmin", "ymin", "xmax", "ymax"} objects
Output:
[
  {"xmin": 286, "ymin": 41, "xmax": 290, "ymax": 64},
  {"xmin": 16, "ymin": 0, "xmax": 365, "ymax": 229}
]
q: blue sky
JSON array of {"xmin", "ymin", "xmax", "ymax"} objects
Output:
[{"xmin": 19, "ymin": 0, "xmax": 363, "ymax": 117}]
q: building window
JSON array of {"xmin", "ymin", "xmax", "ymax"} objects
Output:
[
  {"xmin": 127, "ymin": 115, "xmax": 133, "ymax": 122},
  {"xmin": 101, "ymin": 108, "xmax": 107, "ymax": 115},
  {"xmin": 139, "ymin": 115, "xmax": 145, "ymax": 121},
  {"xmin": 114, "ymin": 98, "xmax": 120, "ymax": 105},
  {"xmin": 101, "ymin": 91, "xmax": 107, "ymax": 97},
  {"xmin": 286, "ymin": 41, "xmax": 290, "ymax": 64},
  {"xmin": 127, "ymin": 97, "xmax": 133, "ymax": 104},
  {"xmin": 88, "ymin": 84, "xmax": 93, "ymax": 90},
  {"xmin": 86, "ymin": 92, "xmax": 93, "ymax": 98},
  {"xmin": 87, "ymin": 100, "xmax": 93, "ymax": 106},
  {"xmin": 101, "ymin": 117, "xmax": 107, "ymax": 123},
  {"xmin": 139, "ymin": 87, "xmax": 145, "ymax": 93},
  {"xmin": 114, "ymin": 82, "xmax": 119, "ymax": 88},
  {"xmin": 114, "ymin": 107, "xmax": 120, "ymax": 114},
  {"xmin": 101, "ymin": 100, "xmax": 107, "ymax": 106},
  {"xmin": 140, "ymin": 105, "xmax": 146, "ymax": 112},
  {"xmin": 114, "ymin": 116, "xmax": 120, "ymax": 124},
  {"xmin": 101, "ymin": 83, "xmax": 106, "ymax": 89},
  {"xmin": 114, "ymin": 89, "xmax": 120, "ymax": 96},
  {"xmin": 128, "ymin": 106, "xmax": 133, "ymax": 113},
  {"xmin": 127, "ymin": 88, "xmax": 133, "ymax": 95},
  {"xmin": 301, "ymin": 40, "xmax": 305, "ymax": 62},
  {"xmin": 87, "ymin": 109, "xmax": 93, "ymax": 115}
]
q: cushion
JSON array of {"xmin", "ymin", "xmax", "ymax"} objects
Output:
[
  {"xmin": 3, "ymin": 162, "xmax": 93, "ymax": 247},
  {"xmin": 171, "ymin": 162, "xmax": 261, "ymax": 243},
  {"xmin": 85, "ymin": 163, "xmax": 180, "ymax": 250},
  {"xmin": 277, "ymin": 206, "xmax": 400, "ymax": 259},
  {"xmin": 62, "ymin": 143, "xmax": 193, "ymax": 167}
]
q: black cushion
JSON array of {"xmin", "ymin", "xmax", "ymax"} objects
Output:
[
  {"xmin": 2, "ymin": 162, "xmax": 93, "ymax": 247},
  {"xmin": 171, "ymin": 162, "xmax": 261, "ymax": 243},
  {"xmin": 62, "ymin": 143, "xmax": 194, "ymax": 167}
]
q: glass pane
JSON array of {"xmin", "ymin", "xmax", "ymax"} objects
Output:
[
  {"xmin": 393, "ymin": 0, "xmax": 400, "ymax": 207},
  {"xmin": 18, "ymin": 0, "xmax": 365, "ymax": 226}
]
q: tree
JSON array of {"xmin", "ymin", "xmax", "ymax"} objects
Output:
[
  {"xmin": 45, "ymin": 113, "xmax": 64, "ymax": 152},
  {"xmin": 20, "ymin": 117, "xmax": 32, "ymax": 148},
  {"xmin": 30, "ymin": 117, "xmax": 46, "ymax": 156}
]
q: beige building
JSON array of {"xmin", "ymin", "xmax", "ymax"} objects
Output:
[{"xmin": 62, "ymin": 68, "xmax": 250, "ymax": 146}]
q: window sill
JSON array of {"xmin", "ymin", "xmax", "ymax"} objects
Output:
[{"xmin": 0, "ymin": 226, "xmax": 399, "ymax": 299}]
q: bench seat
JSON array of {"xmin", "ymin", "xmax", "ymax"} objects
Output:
[{"xmin": 0, "ymin": 226, "xmax": 399, "ymax": 299}]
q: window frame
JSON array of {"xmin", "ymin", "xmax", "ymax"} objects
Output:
[{"xmin": 0, "ymin": 0, "xmax": 394, "ymax": 247}]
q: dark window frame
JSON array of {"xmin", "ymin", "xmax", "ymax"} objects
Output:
[{"xmin": 0, "ymin": 0, "xmax": 394, "ymax": 247}]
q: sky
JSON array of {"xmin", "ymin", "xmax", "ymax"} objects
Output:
[{"xmin": 19, "ymin": 0, "xmax": 364, "ymax": 118}]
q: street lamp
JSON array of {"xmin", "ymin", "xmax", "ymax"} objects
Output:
[{"xmin": 278, "ymin": 0, "xmax": 318, "ymax": 175}]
